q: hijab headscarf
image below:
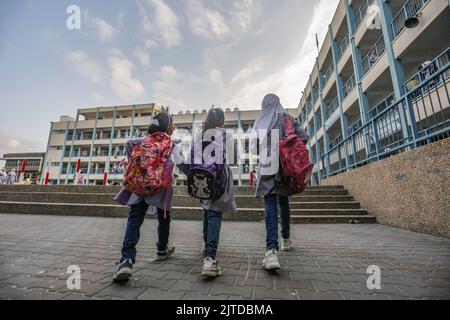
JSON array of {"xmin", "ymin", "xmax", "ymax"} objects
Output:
[
  {"xmin": 252, "ymin": 94, "xmax": 285, "ymax": 132},
  {"xmin": 250, "ymin": 94, "xmax": 286, "ymax": 156}
]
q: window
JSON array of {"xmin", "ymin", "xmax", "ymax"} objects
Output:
[
  {"xmin": 51, "ymin": 162, "xmax": 60, "ymax": 167},
  {"xmin": 49, "ymin": 146, "xmax": 63, "ymax": 151},
  {"xmin": 52, "ymin": 130, "xmax": 66, "ymax": 135}
]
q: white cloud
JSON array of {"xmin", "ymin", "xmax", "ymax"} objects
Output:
[
  {"xmin": 230, "ymin": 60, "xmax": 264, "ymax": 85},
  {"xmin": 159, "ymin": 65, "xmax": 181, "ymax": 80},
  {"xmin": 66, "ymin": 50, "xmax": 103, "ymax": 83},
  {"xmin": 225, "ymin": 0, "xmax": 339, "ymax": 109},
  {"xmin": 141, "ymin": 0, "xmax": 182, "ymax": 48},
  {"xmin": 134, "ymin": 47, "xmax": 151, "ymax": 67},
  {"xmin": 0, "ymin": 129, "xmax": 46, "ymax": 158},
  {"xmin": 92, "ymin": 17, "xmax": 116, "ymax": 43},
  {"xmin": 187, "ymin": 0, "xmax": 231, "ymax": 40},
  {"xmin": 144, "ymin": 38, "xmax": 159, "ymax": 49},
  {"xmin": 231, "ymin": 0, "xmax": 259, "ymax": 32},
  {"xmin": 210, "ymin": 69, "xmax": 224, "ymax": 86},
  {"xmin": 109, "ymin": 56, "xmax": 145, "ymax": 99}
]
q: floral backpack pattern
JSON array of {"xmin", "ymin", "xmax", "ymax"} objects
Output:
[{"xmin": 123, "ymin": 132, "xmax": 173, "ymax": 197}]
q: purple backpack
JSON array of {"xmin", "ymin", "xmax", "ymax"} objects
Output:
[{"xmin": 187, "ymin": 131, "xmax": 227, "ymax": 200}]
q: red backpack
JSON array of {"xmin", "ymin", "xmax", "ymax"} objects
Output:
[
  {"xmin": 279, "ymin": 115, "xmax": 313, "ymax": 195},
  {"xmin": 123, "ymin": 132, "xmax": 173, "ymax": 198}
]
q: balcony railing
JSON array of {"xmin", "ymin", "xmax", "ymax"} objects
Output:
[
  {"xmin": 323, "ymin": 64, "xmax": 334, "ymax": 87},
  {"xmin": 336, "ymin": 33, "xmax": 350, "ymax": 62},
  {"xmin": 343, "ymin": 73, "xmax": 357, "ymax": 99},
  {"xmin": 361, "ymin": 36, "xmax": 385, "ymax": 76},
  {"xmin": 92, "ymin": 151, "xmax": 110, "ymax": 157},
  {"xmin": 392, "ymin": 0, "xmax": 429, "ymax": 38},
  {"xmin": 369, "ymin": 93, "xmax": 395, "ymax": 119},
  {"xmin": 321, "ymin": 62, "xmax": 450, "ymax": 179},
  {"xmin": 315, "ymin": 117, "xmax": 322, "ymax": 132},
  {"xmin": 404, "ymin": 47, "xmax": 450, "ymax": 100},
  {"xmin": 348, "ymin": 119, "xmax": 363, "ymax": 136},
  {"xmin": 354, "ymin": 0, "xmax": 375, "ymax": 31},
  {"xmin": 312, "ymin": 89, "xmax": 319, "ymax": 106},
  {"xmin": 329, "ymin": 135, "xmax": 343, "ymax": 150},
  {"xmin": 325, "ymin": 97, "xmax": 339, "ymax": 120},
  {"xmin": 306, "ymin": 101, "xmax": 313, "ymax": 115}
]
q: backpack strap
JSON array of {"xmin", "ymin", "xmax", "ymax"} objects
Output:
[{"xmin": 282, "ymin": 113, "xmax": 295, "ymax": 137}]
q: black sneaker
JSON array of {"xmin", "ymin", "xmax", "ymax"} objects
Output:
[
  {"xmin": 155, "ymin": 243, "xmax": 176, "ymax": 261},
  {"xmin": 113, "ymin": 258, "xmax": 133, "ymax": 282}
]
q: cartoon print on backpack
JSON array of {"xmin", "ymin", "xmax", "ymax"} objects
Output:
[{"xmin": 190, "ymin": 175, "xmax": 212, "ymax": 199}]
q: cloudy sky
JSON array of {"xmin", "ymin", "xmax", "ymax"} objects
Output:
[{"xmin": 0, "ymin": 0, "xmax": 339, "ymax": 158}]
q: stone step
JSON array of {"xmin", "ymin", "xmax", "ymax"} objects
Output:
[
  {"xmin": 0, "ymin": 201, "xmax": 374, "ymax": 223},
  {"xmin": 0, "ymin": 185, "xmax": 345, "ymax": 195},
  {"xmin": 290, "ymin": 215, "xmax": 377, "ymax": 224},
  {"xmin": 0, "ymin": 191, "xmax": 356, "ymax": 203},
  {"xmin": 0, "ymin": 192, "xmax": 360, "ymax": 209}
]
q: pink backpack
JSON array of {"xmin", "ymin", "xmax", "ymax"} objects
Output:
[
  {"xmin": 124, "ymin": 133, "xmax": 173, "ymax": 198},
  {"xmin": 279, "ymin": 115, "xmax": 313, "ymax": 195}
]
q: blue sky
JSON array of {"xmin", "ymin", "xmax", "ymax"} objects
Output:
[{"xmin": 0, "ymin": 0, "xmax": 339, "ymax": 158}]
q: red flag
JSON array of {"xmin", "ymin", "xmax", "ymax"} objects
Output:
[
  {"xmin": 44, "ymin": 172, "xmax": 50, "ymax": 185},
  {"xmin": 76, "ymin": 159, "xmax": 81, "ymax": 172},
  {"xmin": 21, "ymin": 160, "xmax": 27, "ymax": 173},
  {"xmin": 103, "ymin": 172, "xmax": 108, "ymax": 186}
]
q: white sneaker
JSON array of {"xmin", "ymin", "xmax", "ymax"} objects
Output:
[
  {"xmin": 262, "ymin": 249, "xmax": 281, "ymax": 271},
  {"xmin": 281, "ymin": 239, "xmax": 291, "ymax": 251},
  {"xmin": 201, "ymin": 257, "xmax": 223, "ymax": 277}
]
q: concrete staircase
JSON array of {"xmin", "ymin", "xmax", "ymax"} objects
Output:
[{"xmin": 0, "ymin": 185, "xmax": 377, "ymax": 224}]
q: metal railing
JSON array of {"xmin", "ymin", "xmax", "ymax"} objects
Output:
[
  {"xmin": 329, "ymin": 135, "xmax": 343, "ymax": 150},
  {"xmin": 404, "ymin": 47, "xmax": 450, "ymax": 100},
  {"xmin": 321, "ymin": 63, "xmax": 450, "ymax": 179},
  {"xmin": 323, "ymin": 64, "xmax": 334, "ymax": 87},
  {"xmin": 343, "ymin": 73, "xmax": 357, "ymax": 99},
  {"xmin": 348, "ymin": 119, "xmax": 363, "ymax": 136},
  {"xmin": 312, "ymin": 88, "xmax": 319, "ymax": 106},
  {"xmin": 315, "ymin": 116, "xmax": 322, "ymax": 131},
  {"xmin": 369, "ymin": 93, "xmax": 395, "ymax": 119},
  {"xmin": 392, "ymin": 0, "xmax": 429, "ymax": 38},
  {"xmin": 307, "ymin": 101, "xmax": 313, "ymax": 114},
  {"xmin": 354, "ymin": 0, "xmax": 375, "ymax": 31},
  {"xmin": 337, "ymin": 33, "xmax": 350, "ymax": 62},
  {"xmin": 325, "ymin": 97, "xmax": 339, "ymax": 120},
  {"xmin": 361, "ymin": 35, "xmax": 385, "ymax": 76}
]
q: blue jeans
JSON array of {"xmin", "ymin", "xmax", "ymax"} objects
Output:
[
  {"xmin": 121, "ymin": 200, "xmax": 171, "ymax": 263},
  {"xmin": 264, "ymin": 194, "xmax": 290, "ymax": 251},
  {"xmin": 203, "ymin": 209, "xmax": 222, "ymax": 259}
]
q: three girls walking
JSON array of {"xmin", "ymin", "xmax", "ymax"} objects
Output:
[{"xmin": 113, "ymin": 93, "xmax": 308, "ymax": 282}]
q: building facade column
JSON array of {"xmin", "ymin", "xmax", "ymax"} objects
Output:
[
  {"xmin": 57, "ymin": 122, "xmax": 69, "ymax": 185},
  {"xmin": 40, "ymin": 122, "xmax": 54, "ymax": 184},
  {"xmin": 376, "ymin": 0, "xmax": 409, "ymax": 139},
  {"xmin": 328, "ymin": 26, "xmax": 349, "ymax": 139},
  {"xmin": 65, "ymin": 110, "xmax": 80, "ymax": 184},
  {"xmin": 130, "ymin": 105, "xmax": 136, "ymax": 138},
  {"xmin": 106, "ymin": 107, "xmax": 117, "ymax": 181},
  {"xmin": 377, "ymin": 0, "xmax": 406, "ymax": 99},
  {"xmin": 237, "ymin": 110, "xmax": 242, "ymax": 186},
  {"xmin": 86, "ymin": 108, "xmax": 100, "ymax": 184},
  {"xmin": 344, "ymin": 0, "xmax": 370, "ymax": 123}
]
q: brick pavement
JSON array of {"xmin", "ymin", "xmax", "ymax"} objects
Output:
[{"xmin": 0, "ymin": 214, "xmax": 449, "ymax": 300}]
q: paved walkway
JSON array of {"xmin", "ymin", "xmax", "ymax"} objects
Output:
[{"xmin": 0, "ymin": 214, "xmax": 449, "ymax": 300}]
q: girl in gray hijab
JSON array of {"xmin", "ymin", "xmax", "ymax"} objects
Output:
[{"xmin": 250, "ymin": 94, "xmax": 309, "ymax": 271}]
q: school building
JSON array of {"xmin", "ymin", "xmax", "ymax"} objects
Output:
[
  {"xmin": 42, "ymin": 103, "xmax": 298, "ymax": 186},
  {"xmin": 1, "ymin": 152, "xmax": 46, "ymax": 182},
  {"xmin": 298, "ymin": 0, "xmax": 449, "ymax": 185}
]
